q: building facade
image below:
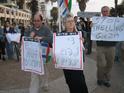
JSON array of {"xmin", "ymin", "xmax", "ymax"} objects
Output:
[{"xmin": 0, "ymin": 0, "xmax": 31, "ymax": 26}]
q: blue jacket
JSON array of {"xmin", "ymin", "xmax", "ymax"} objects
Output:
[{"xmin": 0, "ymin": 27, "xmax": 5, "ymax": 41}]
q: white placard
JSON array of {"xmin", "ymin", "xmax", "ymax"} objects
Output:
[
  {"xmin": 21, "ymin": 37, "xmax": 44, "ymax": 75},
  {"xmin": 6, "ymin": 33, "xmax": 21, "ymax": 43},
  {"xmin": 91, "ymin": 16, "xmax": 124, "ymax": 41},
  {"xmin": 53, "ymin": 32, "xmax": 83, "ymax": 70}
]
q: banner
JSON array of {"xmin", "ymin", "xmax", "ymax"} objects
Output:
[
  {"xmin": 6, "ymin": 33, "xmax": 21, "ymax": 43},
  {"xmin": 21, "ymin": 37, "xmax": 44, "ymax": 75},
  {"xmin": 91, "ymin": 16, "xmax": 124, "ymax": 41},
  {"xmin": 53, "ymin": 32, "xmax": 83, "ymax": 70}
]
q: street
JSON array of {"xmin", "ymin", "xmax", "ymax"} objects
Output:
[{"xmin": 0, "ymin": 47, "xmax": 124, "ymax": 93}]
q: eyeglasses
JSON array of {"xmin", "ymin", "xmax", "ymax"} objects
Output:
[
  {"xmin": 66, "ymin": 20, "xmax": 74, "ymax": 23},
  {"xmin": 102, "ymin": 10, "xmax": 109, "ymax": 13}
]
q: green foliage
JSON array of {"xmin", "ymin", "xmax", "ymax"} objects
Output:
[
  {"xmin": 50, "ymin": 7, "xmax": 58, "ymax": 22},
  {"xmin": 110, "ymin": 0, "xmax": 124, "ymax": 17}
]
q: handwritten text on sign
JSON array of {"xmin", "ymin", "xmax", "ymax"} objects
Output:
[
  {"xmin": 91, "ymin": 17, "xmax": 124, "ymax": 41},
  {"xmin": 21, "ymin": 37, "xmax": 44, "ymax": 75},
  {"xmin": 53, "ymin": 32, "xmax": 83, "ymax": 70}
]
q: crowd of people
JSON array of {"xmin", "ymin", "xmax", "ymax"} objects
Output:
[
  {"xmin": 0, "ymin": 20, "xmax": 26, "ymax": 60},
  {"xmin": 0, "ymin": 5, "xmax": 124, "ymax": 93}
]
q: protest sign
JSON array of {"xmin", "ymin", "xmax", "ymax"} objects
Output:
[
  {"xmin": 6, "ymin": 33, "xmax": 21, "ymax": 43},
  {"xmin": 91, "ymin": 16, "xmax": 124, "ymax": 41},
  {"xmin": 53, "ymin": 32, "xmax": 83, "ymax": 70},
  {"xmin": 21, "ymin": 37, "xmax": 44, "ymax": 75}
]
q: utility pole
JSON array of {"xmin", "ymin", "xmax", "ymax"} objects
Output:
[{"xmin": 115, "ymin": 0, "xmax": 118, "ymax": 16}]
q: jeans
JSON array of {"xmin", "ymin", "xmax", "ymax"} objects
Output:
[{"xmin": 6, "ymin": 42, "xmax": 14, "ymax": 59}]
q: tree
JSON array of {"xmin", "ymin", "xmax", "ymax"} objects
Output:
[
  {"xmin": 17, "ymin": 0, "xmax": 25, "ymax": 9},
  {"xmin": 77, "ymin": 0, "xmax": 89, "ymax": 11},
  {"xmin": 45, "ymin": 0, "xmax": 88, "ymax": 11},
  {"xmin": 50, "ymin": 7, "xmax": 58, "ymax": 23},
  {"xmin": 27, "ymin": 0, "xmax": 38, "ymax": 19},
  {"xmin": 110, "ymin": 0, "xmax": 124, "ymax": 17}
]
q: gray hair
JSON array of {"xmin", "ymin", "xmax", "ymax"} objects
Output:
[
  {"xmin": 63, "ymin": 13, "xmax": 74, "ymax": 23},
  {"xmin": 101, "ymin": 6, "xmax": 110, "ymax": 12}
]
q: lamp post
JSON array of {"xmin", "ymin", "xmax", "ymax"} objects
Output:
[{"xmin": 115, "ymin": 0, "xmax": 118, "ymax": 16}]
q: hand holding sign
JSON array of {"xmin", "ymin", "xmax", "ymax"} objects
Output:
[
  {"xmin": 91, "ymin": 16, "xmax": 124, "ymax": 41},
  {"xmin": 53, "ymin": 32, "xmax": 83, "ymax": 70}
]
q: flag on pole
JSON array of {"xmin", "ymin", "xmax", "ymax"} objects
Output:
[
  {"xmin": 57, "ymin": 0, "xmax": 72, "ymax": 17},
  {"xmin": 57, "ymin": 0, "xmax": 72, "ymax": 32},
  {"xmin": 41, "ymin": 42, "xmax": 52, "ymax": 63}
]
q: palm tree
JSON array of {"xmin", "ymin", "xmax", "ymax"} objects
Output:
[
  {"xmin": 16, "ymin": 0, "xmax": 25, "ymax": 9},
  {"xmin": 45, "ymin": 0, "xmax": 88, "ymax": 11},
  {"xmin": 114, "ymin": 0, "xmax": 118, "ymax": 16},
  {"xmin": 27, "ymin": 0, "xmax": 38, "ymax": 19},
  {"xmin": 50, "ymin": 7, "xmax": 58, "ymax": 23},
  {"xmin": 77, "ymin": 0, "xmax": 89, "ymax": 11},
  {"xmin": 111, "ymin": 0, "xmax": 124, "ymax": 16}
]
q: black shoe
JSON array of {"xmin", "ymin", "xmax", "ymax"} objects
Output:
[
  {"xmin": 97, "ymin": 80, "xmax": 104, "ymax": 86},
  {"xmin": 103, "ymin": 81, "xmax": 111, "ymax": 87}
]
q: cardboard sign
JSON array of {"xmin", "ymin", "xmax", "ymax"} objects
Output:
[
  {"xmin": 91, "ymin": 16, "xmax": 124, "ymax": 41},
  {"xmin": 53, "ymin": 32, "xmax": 83, "ymax": 70},
  {"xmin": 6, "ymin": 33, "xmax": 21, "ymax": 43},
  {"xmin": 21, "ymin": 37, "xmax": 44, "ymax": 75}
]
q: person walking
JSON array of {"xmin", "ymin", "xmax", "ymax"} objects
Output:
[
  {"xmin": 96, "ymin": 6, "xmax": 116, "ymax": 87},
  {"xmin": 28, "ymin": 12, "xmax": 52, "ymax": 93},
  {"xmin": 3, "ymin": 21, "xmax": 15, "ymax": 59},
  {"xmin": 0, "ymin": 25, "xmax": 6, "ymax": 61},
  {"xmin": 85, "ymin": 18, "xmax": 92, "ymax": 54},
  {"xmin": 62, "ymin": 13, "xmax": 88, "ymax": 93}
]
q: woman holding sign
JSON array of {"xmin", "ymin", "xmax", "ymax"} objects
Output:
[{"xmin": 62, "ymin": 13, "xmax": 88, "ymax": 93}]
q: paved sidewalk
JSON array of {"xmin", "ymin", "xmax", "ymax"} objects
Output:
[
  {"xmin": 0, "ymin": 57, "xmax": 97, "ymax": 93},
  {"xmin": 0, "ymin": 56, "xmax": 124, "ymax": 93}
]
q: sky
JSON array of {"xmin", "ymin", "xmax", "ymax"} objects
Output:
[
  {"xmin": 46, "ymin": 0, "xmax": 123, "ymax": 17},
  {"xmin": 72, "ymin": 0, "xmax": 123, "ymax": 15}
]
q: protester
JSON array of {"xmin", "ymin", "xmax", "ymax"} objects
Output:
[
  {"xmin": 74, "ymin": 16, "xmax": 80, "ymax": 31},
  {"xmin": 19, "ymin": 23, "xmax": 25, "ymax": 42},
  {"xmin": 96, "ymin": 6, "xmax": 116, "ymax": 87},
  {"xmin": 85, "ymin": 18, "xmax": 92, "ymax": 54},
  {"xmin": 11, "ymin": 22, "xmax": 20, "ymax": 33},
  {"xmin": 3, "ymin": 21, "xmax": 15, "ymax": 59},
  {"xmin": 62, "ymin": 13, "xmax": 88, "ymax": 93},
  {"xmin": 28, "ymin": 12, "xmax": 52, "ymax": 93},
  {"xmin": 0, "ymin": 25, "xmax": 6, "ymax": 61}
]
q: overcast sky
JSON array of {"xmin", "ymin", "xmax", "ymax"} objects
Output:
[
  {"xmin": 46, "ymin": 0, "xmax": 123, "ymax": 17},
  {"xmin": 72, "ymin": 0, "xmax": 123, "ymax": 15}
]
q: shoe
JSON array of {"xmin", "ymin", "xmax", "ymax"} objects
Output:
[
  {"xmin": 97, "ymin": 80, "xmax": 104, "ymax": 86},
  {"xmin": 103, "ymin": 81, "xmax": 111, "ymax": 87},
  {"xmin": 42, "ymin": 84, "xmax": 49, "ymax": 91}
]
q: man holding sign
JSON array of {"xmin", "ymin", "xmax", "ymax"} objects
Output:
[
  {"xmin": 94, "ymin": 6, "xmax": 116, "ymax": 87},
  {"xmin": 28, "ymin": 12, "xmax": 52, "ymax": 93}
]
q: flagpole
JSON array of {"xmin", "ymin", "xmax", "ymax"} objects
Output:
[{"xmin": 58, "ymin": 4, "xmax": 61, "ymax": 32}]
